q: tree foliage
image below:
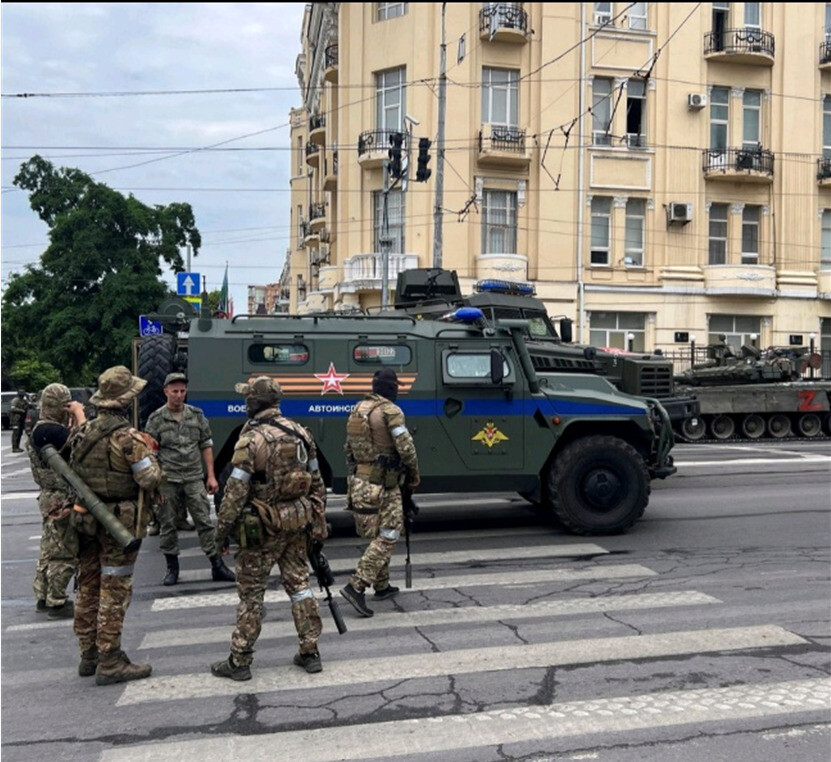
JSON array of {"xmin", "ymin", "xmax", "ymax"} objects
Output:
[{"xmin": 2, "ymin": 156, "xmax": 201, "ymax": 387}]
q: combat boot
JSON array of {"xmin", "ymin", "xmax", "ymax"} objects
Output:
[
  {"xmin": 210, "ymin": 555, "xmax": 236, "ymax": 582},
  {"xmin": 95, "ymin": 650, "xmax": 152, "ymax": 685},
  {"xmin": 162, "ymin": 554, "xmax": 179, "ymax": 586},
  {"xmin": 293, "ymin": 650, "xmax": 323, "ymax": 673},
  {"xmin": 36, "ymin": 599, "xmax": 47, "ymax": 613},
  {"xmin": 340, "ymin": 583, "xmax": 374, "ymax": 617},
  {"xmin": 373, "ymin": 584, "xmax": 400, "ymax": 601},
  {"xmin": 210, "ymin": 655, "xmax": 251, "ymax": 681},
  {"xmin": 47, "ymin": 600, "xmax": 75, "ymax": 620},
  {"xmin": 78, "ymin": 647, "xmax": 98, "ymax": 677}
]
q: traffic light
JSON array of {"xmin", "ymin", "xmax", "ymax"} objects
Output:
[
  {"xmin": 416, "ymin": 137, "xmax": 432, "ymax": 182},
  {"xmin": 388, "ymin": 132, "xmax": 404, "ymax": 179}
]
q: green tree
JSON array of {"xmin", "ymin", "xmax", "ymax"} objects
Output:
[{"xmin": 2, "ymin": 156, "xmax": 201, "ymax": 386}]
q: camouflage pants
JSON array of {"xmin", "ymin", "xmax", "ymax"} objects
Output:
[
  {"xmin": 158, "ymin": 480, "xmax": 216, "ymax": 557},
  {"xmin": 73, "ymin": 500, "xmax": 140, "ymax": 656},
  {"xmin": 229, "ymin": 529, "xmax": 321, "ymax": 666},
  {"xmin": 32, "ymin": 510, "xmax": 78, "ymax": 607},
  {"xmin": 349, "ymin": 486, "xmax": 404, "ymax": 592}
]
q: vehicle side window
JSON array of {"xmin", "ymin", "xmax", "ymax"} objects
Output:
[
  {"xmin": 352, "ymin": 344, "xmax": 411, "ymax": 364},
  {"xmin": 442, "ymin": 349, "xmax": 513, "ymax": 385},
  {"xmin": 249, "ymin": 343, "xmax": 309, "ymax": 364}
]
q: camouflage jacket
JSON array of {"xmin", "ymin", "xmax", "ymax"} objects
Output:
[
  {"xmin": 26, "ymin": 419, "xmax": 76, "ymax": 517},
  {"xmin": 144, "ymin": 403, "xmax": 213, "ymax": 483}
]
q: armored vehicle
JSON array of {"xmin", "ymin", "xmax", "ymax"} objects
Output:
[
  {"xmin": 134, "ymin": 303, "xmax": 676, "ymax": 535},
  {"xmin": 387, "ymin": 268, "xmax": 699, "ymax": 428},
  {"xmin": 674, "ymin": 337, "xmax": 831, "ymax": 440}
]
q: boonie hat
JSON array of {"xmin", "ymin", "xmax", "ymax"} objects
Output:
[
  {"xmin": 90, "ymin": 365, "xmax": 146, "ymax": 408},
  {"xmin": 234, "ymin": 376, "xmax": 283, "ymax": 399},
  {"xmin": 164, "ymin": 372, "xmax": 188, "ymax": 387}
]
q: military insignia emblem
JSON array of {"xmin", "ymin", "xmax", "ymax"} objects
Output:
[{"xmin": 471, "ymin": 422, "xmax": 509, "ymax": 448}]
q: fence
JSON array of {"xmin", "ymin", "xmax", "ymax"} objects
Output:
[{"xmin": 659, "ymin": 347, "xmax": 830, "ymax": 380}]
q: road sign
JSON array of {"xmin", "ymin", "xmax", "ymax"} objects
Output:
[
  {"xmin": 139, "ymin": 316, "xmax": 163, "ymax": 337},
  {"xmin": 184, "ymin": 296, "xmax": 201, "ymax": 314},
  {"xmin": 177, "ymin": 272, "xmax": 200, "ymax": 297}
]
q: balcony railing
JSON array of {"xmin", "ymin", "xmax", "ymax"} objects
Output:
[
  {"xmin": 704, "ymin": 28, "xmax": 775, "ymax": 60},
  {"xmin": 305, "ymin": 142, "xmax": 320, "ymax": 164},
  {"xmin": 702, "ymin": 147, "xmax": 774, "ymax": 179},
  {"xmin": 821, "ymin": 40, "xmax": 831, "ymax": 66},
  {"xmin": 357, "ymin": 128, "xmax": 407, "ymax": 158},
  {"xmin": 309, "ymin": 201, "xmax": 327, "ymax": 222},
  {"xmin": 310, "ymin": 114, "xmax": 326, "ymax": 132},
  {"xmin": 479, "ymin": 4, "xmax": 529, "ymax": 39},
  {"xmin": 479, "ymin": 125, "xmax": 526, "ymax": 153},
  {"xmin": 818, "ymin": 157, "xmax": 831, "ymax": 182},
  {"xmin": 324, "ymin": 43, "xmax": 338, "ymax": 69},
  {"xmin": 342, "ymin": 252, "xmax": 419, "ymax": 292}
]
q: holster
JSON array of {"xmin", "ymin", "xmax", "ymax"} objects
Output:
[{"xmin": 237, "ymin": 506, "xmax": 264, "ymax": 549}]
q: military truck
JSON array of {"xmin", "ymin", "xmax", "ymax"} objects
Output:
[
  {"xmin": 134, "ymin": 299, "xmax": 676, "ymax": 535},
  {"xmin": 385, "ymin": 268, "xmax": 699, "ymax": 430}
]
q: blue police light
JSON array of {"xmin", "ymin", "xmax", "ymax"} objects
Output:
[
  {"xmin": 474, "ymin": 279, "xmax": 535, "ymax": 296},
  {"xmin": 439, "ymin": 307, "xmax": 485, "ymax": 323}
]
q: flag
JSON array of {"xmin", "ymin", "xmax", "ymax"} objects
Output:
[{"xmin": 218, "ymin": 263, "xmax": 229, "ymax": 317}]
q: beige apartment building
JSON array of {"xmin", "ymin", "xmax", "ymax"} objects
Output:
[{"xmin": 287, "ymin": 2, "xmax": 831, "ymax": 355}]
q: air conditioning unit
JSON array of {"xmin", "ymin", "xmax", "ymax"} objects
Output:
[
  {"xmin": 688, "ymin": 92, "xmax": 707, "ymax": 110},
  {"xmin": 668, "ymin": 202, "xmax": 693, "ymax": 225}
]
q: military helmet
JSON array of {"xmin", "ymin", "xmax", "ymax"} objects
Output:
[
  {"xmin": 235, "ymin": 376, "xmax": 283, "ymax": 402},
  {"xmin": 39, "ymin": 383, "xmax": 71, "ymax": 422},
  {"xmin": 89, "ymin": 365, "xmax": 146, "ymax": 409}
]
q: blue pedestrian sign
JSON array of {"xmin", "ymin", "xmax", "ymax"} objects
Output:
[
  {"xmin": 139, "ymin": 316, "xmax": 163, "ymax": 337},
  {"xmin": 177, "ymin": 272, "xmax": 201, "ymax": 297}
]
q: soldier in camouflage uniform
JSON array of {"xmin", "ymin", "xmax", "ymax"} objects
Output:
[
  {"xmin": 26, "ymin": 384, "xmax": 86, "ymax": 618},
  {"xmin": 10, "ymin": 389, "xmax": 30, "ymax": 452},
  {"xmin": 340, "ymin": 368, "xmax": 420, "ymax": 618},
  {"xmin": 69, "ymin": 366, "xmax": 163, "ymax": 685},
  {"xmin": 144, "ymin": 372, "xmax": 235, "ymax": 586},
  {"xmin": 211, "ymin": 376, "xmax": 327, "ymax": 681}
]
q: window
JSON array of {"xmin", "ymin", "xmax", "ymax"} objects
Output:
[
  {"xmin": 741, "ymin": 205, "xmax": 760, "ymax": 264},
  {"xmin": 624, "ymin": 198, "xmax": 645, "ymax": 265},
  {"xmin": 591, "ymin": 197, "xmax": 612, "ymax": 265},
  {"xmin": 376, "ymin": 67, "xmax": 406, "ymax": 131},
  {"xmin": 594, "ymin": 2, "xmax": 612, "ymax": 25},
  {"xmin": 444, "ymin": 350, "xmax": 512, "ymax": 383},
  {"xmin": 744, "ymin": 2, "xmax": 760, "ymax": 30},
  {"xmin": 589, "ymin": 312, "xmax": 646, "ymax": 351},
  {"xmin": 742, "ymin": 90, "xmax": 761, "ymax": 149},
  {"xmin": 826, "ymin": 3, "xmax": 831, "ymax": 42},
  {"xmin": 592, "ymin": 77, "xmax": 613, "ymax": 145},
  {"xmin": 709, "ymin": 203, "xmax": 728, "ymax": 265},
  {"xmin": 482, "ymin": 190, "xmax": 517, "ymax": 254},
  {"xmin": 626, "ymin": 79, "xmax": 646, "ymax": 146},
  {"xmin": 296, "ymin": 136, "xmax": 303, "ymax": 174},
  {"xmin": 823, "ymin": 96, "xmax": 831, "ymax": 159},
  {"xmin": 822, "ymin": 210, "xmax": 831, "ymax": 270},
  {"xmin": 629, "ymin": 2, "xmax": 647, "ymax": 30},
  {"xmin": 708, "ymin": 314, "xmax": 761, "ymax": 350},
  {"xmin": 374, "ymin": 189, "xmax": 405, "ymax": 253},
  {"xmin": 376, "ymin": 2, "xmax": 407, "ymax": 21},
  {"xmin": 296, "ymin": 204, "xmax": 304, "ymax": 248},
  {"xmin": 249, "ymin": 344, "xmax": 309, "ymax": 364},
  {"xmin": 353, "ymin": 344, "xmax": 412, "ymax": 364},
  {"xmin": 710, "ymin": 87, "xmax": 729, "ymax": 152},
  {"xmin": 482, "ymin": 67, "xmax": 519, "ymax": 127}
]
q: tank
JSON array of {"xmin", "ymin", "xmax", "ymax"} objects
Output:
[{"xmin": 674, "ymin": 336, "xmax": 831, "ymax": 441}]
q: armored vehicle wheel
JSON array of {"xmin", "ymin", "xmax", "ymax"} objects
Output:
[
  {"xmin": 740, "ymin": 414, "xmax": 765, "ymax": 439},
  {"xmin": 136, "ymin": 334, "xmax": 176, "ymax": 429},
  {"xmin": 681, "ymin": 416, "xmax": 706, "ymax": 441},
  {"xmin": 796, "ymin": 413, "xmax": 822, "ymax": 438},
  {"xmin": 709, "ymin": 414, "xmax": 735, "ymax": 440},
  {"xmin": 548, "ymin": 435, "xmax": 649, "ymax": 536},
  {"xmin": 767, "ymin": 413, "xmax": 791, "ymax": 439}
]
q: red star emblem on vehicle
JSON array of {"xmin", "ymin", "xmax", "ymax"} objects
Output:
[{"xmin": 314, "ymin": 362, "xmax": 350, "ymax": 395}]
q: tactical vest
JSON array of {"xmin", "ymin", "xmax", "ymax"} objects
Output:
[
  {"xmin": 346, "ymin": 398, "xmax": 400, "ymax": 487},
  {"xmin": 71, "ymin": 416, "xmax": 139, "ymax": 501},
  {"xmin": 26, "ymin": 421, "xmax": 67, "ymax": 493},
  {"xmin": 248, "ymin": 417, "xmax": 314, "ymax": 533}
]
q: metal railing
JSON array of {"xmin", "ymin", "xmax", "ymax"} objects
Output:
[
  {"xmin": 817, "ymin": 157, "xmax": 831, "ymax": 181},
  {"xmin": 660, "ymin": 347, "xmax": 829, "ymax": 379},
  {"xmin": 309, "ymin": 201, "xmax": 327, "ymax": 221},
  {"xmin": 704, "ymin": 28, "xmax": 775, "ymax": 57},
  {"xmin": 702, "ymin": 146, "xmax": 774, "ymax": 176},
  {"xmin": 357, "ymin": 128, "xmax": 407, "ymax": 157},
  {"xmin": 479, "ymin": 4, "xmax": 529, "ymax": 36},
  {"xmin": 324, "ymin": 43, "xmax": 338, "ymax": 69},
  {"xmin": 479, "ymin": 125, "xmax": 526, "ymax": 153},
  {"xmin": 310, "ymin": 114, "xmax": 326, "ymax": 132}
]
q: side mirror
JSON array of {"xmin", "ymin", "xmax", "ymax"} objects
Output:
[
  {"xmin": 490, "ymin": 348, "xmax": 505, "ymax": 384},
  {"xmin": 559, "ymin": 317, "xmax": 573, "ymax": 343}
]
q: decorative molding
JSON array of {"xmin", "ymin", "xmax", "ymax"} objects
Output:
[
  {"xmin": 614, "ymin": 196, "xmax": 628, "ymax": 208},
  {"xmin": 731, "ymin": 202, "xmax": 745, "ymax": 215}
]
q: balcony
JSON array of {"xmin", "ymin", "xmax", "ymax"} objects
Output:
[
  {"xmin": 323, "ymin": 152, "xmax": 338, "ymax": 191},
  {"xmin": 324, "ymin": 43, "xmax": 338, "ymax": 83},
  {"xmin": 479, "ymin": 4, "xmax": 529, "ymax": 44},
  {"xmin": 477, "ymin": 124, "xmax": 530, "ymax": 169},
  {"xmin": 305, "ymin": 142, "xmax": 320, "ymax": 168},
  {"xmin": 357, "ymin": 128, "xmax": 406, "ymax": 170},
  {"xmin": 309, "ymin": 201, "xmax": 327, "ymax": 232},
  {"xmin": 309, "ymin": 114, "xmax": 326, "ymax": 146},
  {"xmin": 704, "ymin": 28, "xmax": 774, "ymax": 65},
  {"xmin": 300, "ymin": 221, "xmax": 319, "ymax": 248},
  {"xmin": 702, "ymin": 147, "xmax": 774, "ymax": 184},
  {"xmin": 341, "ymin": 252, "xmax": 420, "ymax": 294},
  {"xmin": 818, "ymin": 157, "xmax": 831, "ymax": 187}
]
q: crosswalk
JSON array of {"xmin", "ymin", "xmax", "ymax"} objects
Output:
[{"xmin": 4, "ymin": 517, "xmax": 830, "ymax": 760}]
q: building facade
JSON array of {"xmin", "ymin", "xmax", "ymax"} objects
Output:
[{"xmin": 289, "ymin": 2, "xmax": 831, "ymax": 355}]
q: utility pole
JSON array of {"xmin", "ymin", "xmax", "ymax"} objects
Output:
[{"xmin": 432, "ymin": 3, "xmax": 447, "ymax": 268}]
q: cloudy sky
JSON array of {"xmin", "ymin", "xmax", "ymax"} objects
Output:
[{"xmin": 1, "ymin": 2, "xmax": 307, "ymax": 313}]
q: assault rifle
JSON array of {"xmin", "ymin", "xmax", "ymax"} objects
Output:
[
  {"xmin": 307, "ymin": 536, "xmax": 347, "ymax": 634},
  {"xmin": 402, "ymin": 488, "xmax": 419, "ymax": 588}
]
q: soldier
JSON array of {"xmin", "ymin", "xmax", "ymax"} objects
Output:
[
  {"xmin": 211, "ymin": 376, "xmax": 327, "ymax": 681},
  {"xmin": 69, "ymin": 366, "xmax": 163, "ymax": 685},
  {"xmin": 144, "ymin": 372, "xmax": 235, "ymax": 586},
  {"xmin": 26, "ymin": 384, "xmax": 85, "ymax": 618},
  {"xmin": 340, "ymin": 367, "xmax": 419, "ymax": 618},
  {"xmin": 10, "ymin": 388, "xmax": 30, "ymax": 452}
]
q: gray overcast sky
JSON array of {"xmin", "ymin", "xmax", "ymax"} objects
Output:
[{"xmin": 1, "ymin": 2, "xmax": 307, "ymax": 313}]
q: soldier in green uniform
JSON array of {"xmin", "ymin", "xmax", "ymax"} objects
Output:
[
  {"xmin": 26, "ymin": 383, "xmax": 85, "ymax": 618},
  {"xmin": 144, "ymin": 372, "xmax": 235, "ymax": 586},
  {"xmin": 10, "ymin": 389, "xmax": 30, "ymax": 452},
  {"xmin": 340, "ymin": 368, "xmax": 420, "ymax": 618},
  {"xmin": 211, "ymin": 376, "xmax": 328, "ymax": 681},
  {"xmin": 69, "ymin": 366, "xmax": 163, "ymax": 685}
]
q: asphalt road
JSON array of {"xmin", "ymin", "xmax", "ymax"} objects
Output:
[{"xmin": 1, "ymin": 432, "xmax": 829, "ymax": 761}]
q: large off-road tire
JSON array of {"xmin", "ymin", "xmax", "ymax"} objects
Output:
[
  {"xmin": 547, "ymin": 435, "xmax": 650, "ymax": 535},
  {"xmin": 136, "ymin": 334, "xmax": 177, "ymax": 429}
]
